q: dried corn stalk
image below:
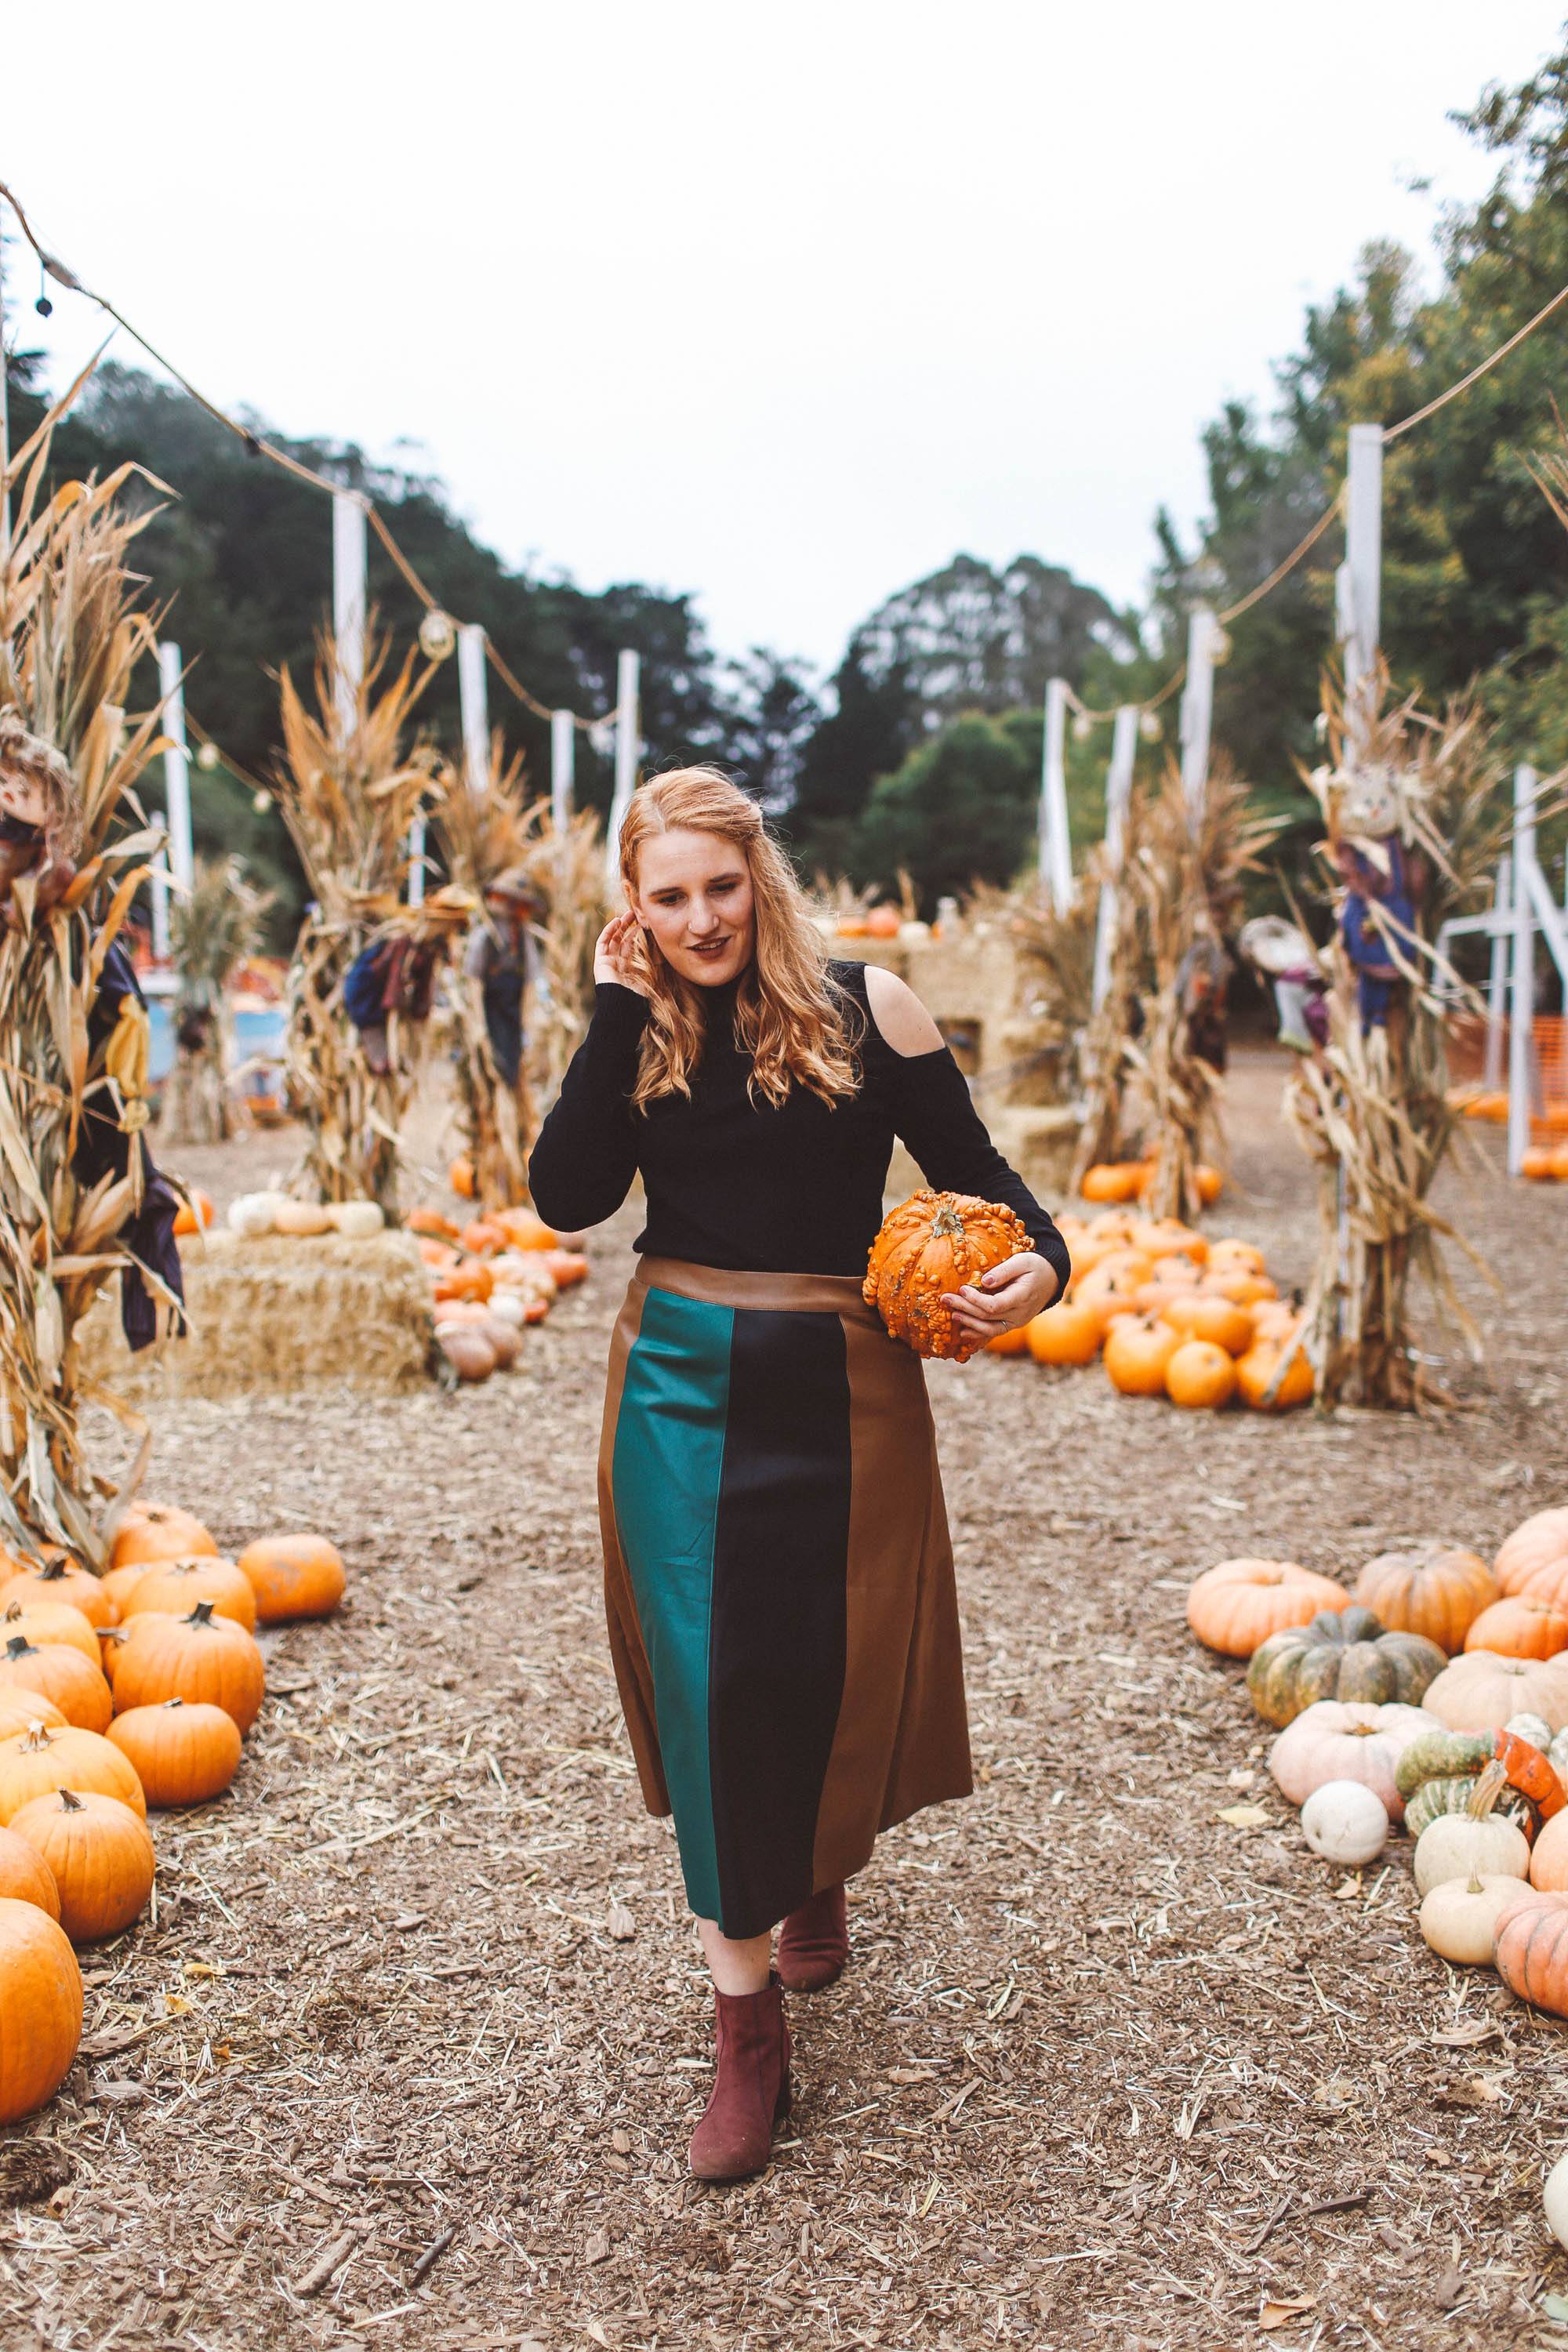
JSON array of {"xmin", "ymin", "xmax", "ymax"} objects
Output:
[
  {"xmin": 1286, "ymin": 681, "xmax": 1515, "ymax": 1409},
  {"xmin": 157, "ymin": 855, "xmax": 271, "ymax": 1145},
  {"xmin": 0, "ymin": 408, "xmax": 175, "ymax": 1558},
  {"xmin": 433, "ymin": 739, "xmax": 539, "ymax": 1210},
  {"xmin": 269, "ymin": 638, "xmax": 442, "ymax": 1214},
  {"xmin": 517, "ymin": 804, "xmax": 609, "ymax": 1109}
]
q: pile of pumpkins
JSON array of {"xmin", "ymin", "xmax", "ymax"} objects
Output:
[
  {"xmin": 0, "ymin": 1503, "xmax": 346, "ymax": 2130},
  {"xmin": 411, "ymin": 1204, "xmax": 590, "ymax": 1384},
  {"xmin": 225, "ymin": 1192, "xmax": 389, "ymax": 1241},
  {"xmin": 990, "ymin": 1204, "xmax": 1309, "ymax": 1413},
  {"xmin": 1187, "ymin": 1505, "xmax": 1568, "ymax": 2005}
]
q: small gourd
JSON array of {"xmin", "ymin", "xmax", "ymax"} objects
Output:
[
  {"xmin": 1299, "ymin": 1779, "xmax": 1388, "ymax": 1866},
  {"xmin": 1420, "ymin": 1872, "xmax": 1526, "ymax": 1965},
  {"xmin": 227, "ymin": 1191, "xmax": 284, "ymax": 1237},
  {"xmin": 327, "ymin": 1201, "xmax": 385, "ymax": 1240},
  {"xmin": 1412, "ymin": 1762, "xmax": 1530, "ymax": 1897},
  {"xmin": 273, "ymin": 1200, "xmax": 333, "ymax": 1237}
]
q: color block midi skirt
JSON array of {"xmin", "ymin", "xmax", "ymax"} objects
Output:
[{"xmin": 599, "ymin": 1257, "xmax": 974, "ymax": 1941}]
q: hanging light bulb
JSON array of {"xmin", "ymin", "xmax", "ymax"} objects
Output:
[
  {"xmin": 419, "ymin": 608, "xmax": 457, "ymax": 662},
  {"xmin": 1139, "ymin": 711, "xmax": 1163, "ymax": 742},
  {"xmin": 34, "ymin": 262, "xmax": 52, "ymax": 320},
  {"xmin": 252, "ymin": 790, "xmax": 270, "ymax": 814},
  {"xmin": 195, "ymin": 741, "xmax": 222, "ymax": 772}
]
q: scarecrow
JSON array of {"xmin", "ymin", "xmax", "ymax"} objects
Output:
[
  {"xmin": 463, "ymin": 866, "xmax": 546, "ymax": 1088},
  {"xmin": 342, "ymin": 884, "xmax": 476, "ymax": 1076}
]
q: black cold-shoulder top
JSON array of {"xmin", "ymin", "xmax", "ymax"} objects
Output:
[{"xmin": 527, "ymin": 957, "xmax": 1070, "ymax": 1292}]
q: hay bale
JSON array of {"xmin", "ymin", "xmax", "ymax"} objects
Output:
[{"xmin": 81, "ymin": 1230, "xmax": 436, "ymax": 1399}]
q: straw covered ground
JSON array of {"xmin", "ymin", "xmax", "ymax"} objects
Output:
[{"xmin": 5, "ymin": 1051, "xmax": 1568, "ymax": 2352}]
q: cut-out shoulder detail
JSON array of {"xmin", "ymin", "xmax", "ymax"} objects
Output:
[{"xmin": 858, "ymin": 961, "xmax": 946, "ymax": 1058}]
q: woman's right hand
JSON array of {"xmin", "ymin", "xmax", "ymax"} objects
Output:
[{"xmin": 594, "ymin": 911, "xmax": 652, "ymax": 997}]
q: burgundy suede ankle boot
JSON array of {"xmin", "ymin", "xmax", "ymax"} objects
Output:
[
  {"xmin": 688, "ymin": 1973, "xmax": 792, "ymax": 2181},
  {"xmin": 776, "ymin": 1882, "xmax": 848, "ymax": 1993}
]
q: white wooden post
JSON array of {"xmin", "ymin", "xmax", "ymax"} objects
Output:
[
  {"xmin": 458, "ymin": 624, "xmax": 488, "ymax": 796},
  {"xmin": 551, "ymin": 709, "xmax": 575, "ymax": 834},
  {"xmin": 151, "ymin": 642, "xmax": 194, "ymax": 960},
  {"xmin": 1341, "ymin": 423, "xmax": 1384, "ymax": 760},
  {"xmin": 1091, "ymin": 705, "xmax": 1138, "ymax": 1010},
  {"xmin": 1038, "ymin": 677, "xmax": 1073, "ymax": 915},
  {"xmin": 1508, "ymin": 764, "xmax": 1537, "ymax": 1178},
  {"xmin": 1178, "ymin": 608, "xmax": 1218, "ymax": 827},
  {"xmin": 604, "ymin": 651, "xmax": 641, "ymax": 884},
  {"xmin": 1483, "ymin": 855, "xmax": 1511, "ymax": 1090},
  {"xmin": 332, "ymin": 490, "xmax": 367, "ymax": 734}
]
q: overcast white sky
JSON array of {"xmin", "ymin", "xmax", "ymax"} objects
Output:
[{"xmin": 7, "ymin": 3, "xmax": 1566, "ymax": 677}]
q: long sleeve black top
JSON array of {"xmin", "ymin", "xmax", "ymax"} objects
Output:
[{"xmin": 528, "ymin": 959, "xmax": 1070, "ymax": 1295}]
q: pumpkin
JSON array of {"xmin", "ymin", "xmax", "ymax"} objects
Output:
[
  {"xmin": 1494, "ymin": 1508, "xmax": 1568, "ymax": 1607},
  {"xmin": 111, "ymin": 1505, "xmax": 219, "ymax": 1570},
  {"xmin": 1025, "ymin": 1298, "xmax": 1102, "ymax": 1367},
  {"xmin": 441, "ymin": 1329, "xmax": 497, "ymax": 1382},
  {"xmin": 1268, "ymin": 1699, "xmax": 1436, "ymax": 1819},
  {"xmin": 1465, "ymin": 1592, "xmax": 1568, "ymax": 1661},
  {"xmin": 1075, "ymin": 1255, "xmax": 1158, "ymax": 1334},
  {"xmin": 111, "ymin": 1602, "xmax": 265, "ymax": 1734},
  {"xmin": 1547, "ymin": 2154, "xmax": 1568, "ymax": 2252},
  {"xmin": 1103, "ymin": 1316, "xmax": 1181, "ymax": 1397},
  {"xmin": 1352, "ymin": 1544, "xmax": 1497, "ymax": 1653},
  {"xmin": 419, "ymin": 1236, "xmax": 459, "ymax": 1270},
  {"xmin": 1207, "ymin": 1239, "xmax": 1268, "ymax": 1275},
  {"xmin": 459, "ymin": 1220, "xmax": 509, "ymax": 1256},
  {"xmin": 1552, "ymin": 1142, "xmax": 1568, "ymax": 1179},
  {"xmin": 1, "ymin": 1601, "xmax": 101, "ymax": 1665},
  {"xmin": 408, "ymin": 1207, "xmax": 459, "ymax": 1240},
  {"xmin": 1529, "ymin": 1807, "xmax": 1568, "ymax": 1889},
  {"xmin": 100, "ymin": 1563, "xmax": 150, "ymax": 1616},
  {"xmin": 865, "ymin": 905, "xmax": 902, "ymax": 938},
  {"xmin": 1080, "ymin": 1163, "xmax": 1143, "ymax": 1204},
  {"xmin": 478, "ymin": 1317, "xmax": 521, "ymax": 1370},
  {"xmin": 1413, "ymin": 1762, "xmax": 1531, "ymax": 1895},
  {"xmin": 433, "ymin": 1258, "xmax": 495, "ymax": 1305},
  {"xmin": 273, "ymin": 1200, "xmax": 333, "ymax": 1236},
  {"xmin": 172, "ymin": 1189, "xmax": 216, "ymax": 1236},
  {"xmin": 1185, "ymin": 1559, "xmax": 1350, "ymax": 1657},
  {"xmin": 0, "ymin": 1897, "xmax": 82, "ymax": 2122},
  {"xmin": 495, "ymin": 1207, "xmax": 560, "ymax": 1250},
  {"xmin": 1421, "ymin": 1873, "xmax": 1526, "ymax": 1965},
  {"xmin": 1195, "ymin": 1163, "xmax": 1223, "ymax": 1207},
  {"xmin": 1250, "ymin": 1298, "xmax": 1304, "ymax": 1345},
  {"xmin": 862, "ymin": 1191, "xmax": 1033, "ymax": 1360},
  {"xmin": 0, "ymin": 1555, "xmax": 117, "ymax": 1628},
  {"xmin": 1164, "ymin": 1338, "xmax": 1236, "ymax": 1410},
  {"xmin": 1492, "ymin": 1886, "xmax": 1568, "ymax": 2014},
  {"xmin": 327, "ymin": 1200, "xmax": 385, "ymax": 1239},
  {"xmin": 8, "ymin": 1790, "xmax": 154, "ymax": 1943},
  {"xmin": 227, "ymin": 1189, "xmax": 285, "ymax": 1236},
  {"xmin": 0, "ymin": 1636, "xmax": 111, "ymax": 1732},
  {"xmin": 540, "ymin": 1249, "xmax": 590, "ymax": 1289},
  {"xmin": 0, "ymin": 1693, "xmax": 67, "ymax": 1740},
  {"xmin": 107, "ymin": 1699, "xmax": 241, "ymax": 1806},
  {"xmin": 0, "ymin": 1720, "xmax": 146, "ymax": 1823},
  {"xmin": 485, "ymin": 1291, "xmax": 528, "ymax": 1333},
  {"xmin": 1234, "ymin": 1339, "xmax": 1315, "ymax": 1410},
  {"xmin": 985, "ymin": 1324, "xmax": 1030, "ymax": 1356},
  {"xmin": 449, "ymin": 1155, "xmax": 476, "ymax": 1198},
  {"xmin": 1246, "ymin": 1605, "xmax": 1445, "ymax": 1726},
  {"xmin": 1200, "ymin": 1267, "xmax": 1278, "ymax": 1309},
  {"xmin": 0, "ymin": 1824, "xmax": 60, "ymax": 1918},
  {"xmin": 1300, "ymin": 1779, "xmax": 1388, "ymax": 1865},
  {"xmin": 235, "ymin": 1534, "xmax": 345, "ymax": 1624},
  {"xmin": 1421, "ymin": 1650, "xmax": 1568, "ymax": 1734},
  {"xmin": 1160, "ymin": 1293, "xmax": 1254, "ymax": 1356},
  {"xmin": 1130, "ymin": 1219, "xmax": 1208, "ymax": 1265},
  {"xmin": 1522, "ymin": 1145, "xmax": 1557, "ymax": 1179},
  {"xmin": 119, "ymin": 1556, "xmax": 258, "ymax": 1633}
]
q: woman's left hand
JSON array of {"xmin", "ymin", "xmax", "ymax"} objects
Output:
[{"xmin": 942, "ymin": 1253, "xmax": 1061, "ymax": 1353}]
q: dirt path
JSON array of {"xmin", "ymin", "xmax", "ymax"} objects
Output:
[{"xmin": 7, "ymin": 1052, "xmax": 1568, "ymax": 2352}]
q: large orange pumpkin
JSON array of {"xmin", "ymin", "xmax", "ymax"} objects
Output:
[
  {"xmin": 1186, "ymin": 1559, "xmax": 1351, "ymax": 1657},
  {"xmin": 1, "ymin": 1602, "xmax": 100, "ymax": 1666},
  {"xmin": 862, "ymin": 1192, "xmax": 1032, "ymax": 1360},
  {"xmin": 119, "ymin": 1556, "xmax": 258, "ymax": 1633},
  {"xmin": 0, "ymin": 1897, "xmax": 82, "ymax": 2122},
  {"xmin": 1165, "ymin": 1338, "xmax": 1236, "ymax": 1409},
  {"xmin": 1103, "ymin": 1316, "xmax": 1181, "ymax": 1397},
  {"xmin": 0, "ymin": 1692, "xmax": 68, "ymax": 1741},
  {"xmin": 1160, "ymin": 1293, "xmax": 1254, "ymax": 1356},
  {"xmin": 107, "ymin": 1700, "xmax": 241, "ymax": 1807},
  {"xmin": 1492, "ymin": 1886, "xmax": 1568, "ymax": 2014},
  {"xmin": 8, "ymin": 1791, "xmax": 154, "ymax": 1944},
  {"xmin": 1494, "ymin": 1510, "xmax": 1568, "ymax": 1607},
  {"xmin": 0, "ymin": 1636, "xmax": 111, "ymax": 1733},
  {"xmin": 1353, "ymin": 1545, "xmax": 1495, "ymax": 1654},
  {"xmin": 111, "ymin": 1602, "xmax": 265, "ymax": 1734},
  {"xmin": 1234, "ymin": 1339, "xmax": 1315, "ymax": 1411},
  {"xmin": 111, "ymin": 1505, "xmax": 219, "ymax": 1571},
  {"xmin": 1025, "ymin": 1298, "xmax": 1102, "ymax": 1367},
  {"xmin": 235, "ymin": 1534, "xmax": 346, "ymax": 1623},
  {"xmin": 1465, "ymin": 1594, "xmax": 1568, "ymax": 1662},
  {"xmin": 0, "ymin": 1556, "xmax": 117, "ymax": 1629},
  {"xmin": 1080, "ymin": 1163, "xmax": 1143, "ymax": 1205},
  {"xmin": 0, "ymin": 1824, "xmax": 60, "ymax": 1918},
  {"xmin": 0, "ymin": 1721, "xmax": 146, "ymax": 1823}
]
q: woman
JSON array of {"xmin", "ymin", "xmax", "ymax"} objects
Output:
[{"xmin": 528, "ymin": 768, "xmax": 1069, "ymax": 2182}]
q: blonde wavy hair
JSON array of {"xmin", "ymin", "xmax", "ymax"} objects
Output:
[{"xmin": 618, "ymin": 766, "xmax": 862, "ymax": 1112}]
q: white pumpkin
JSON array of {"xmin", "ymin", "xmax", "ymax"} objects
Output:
[
  {"xmin": 227, "ymin": 1190, "xmax": 285, "ymax": 1237},
  {"xmin": 327, "ymin": 1200, "xmax": 385, "ymax": 1240},
  {"xmin": 486, "ymin": 1292, "xmax": 527, "ymax": 1330},
  {"xmin": 1413, "ymin": 1770, "xmax": 1530, "ymax": 1896},
  {"xmin": 1269, "ymin": 1700, "xmax": 1437, "ymax": 1820},
  {"xmin": 1420, "ymin": 1872, "xmax": 1526, "ymax": 1965},
  {"xmin": 1545, "ymin": 2152, "xmax": 1568, "ymax": 2252},
  {"xmin": 1300, "ymin": 1780, "xmax": 1388, "ymax": 1866},
  {"xmin": 274, "ymin": 1200, "xmax": 334, "ymax": 1237},
  {"xmin": 1422, "ymin": 1650, "xmax": 1568, "ymax": 1734}
]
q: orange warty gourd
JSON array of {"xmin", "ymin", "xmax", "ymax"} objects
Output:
[
  {"xmin": 235, "ymin": 1534, "xmax": 346, "ymax": 1624},
  {"xmin": 1080, "ymin": 1163, "xmax": 1143, "ymax": 1204},
  {"xmin": 119, "ymin": 1556, "xmax": 258, "ymax": 1634},
  {"xmin": 1234, "ymin": 1339, "xmax": 1315, "ymax": 1411},
  {"xmin": 862, "ymin": 1191, "xmax": 1032, "ymax": 1360},
  {"xmin": 1165, "ymin": 1338, "xmax": 1237, "ymax": 1410},
  {"xmin": 111, "ymin": 1602, "xmax": 265, "ymax": 1733},
  {"xmin": 1, "ymin": 1602, "xmax": 100, "ymax": 1665},
  {"xmin": 111, "ymin": 1505, "xmax": 218, "ymax": 1571},
  {"xmin": 7, "ymin": 1791, "xmax": 154, "ymax": 1944},
  {"xmin": 1160, "ymin": 1293, "xmax": 1255, "ymax": 1356},
  {"xmin": 1186, "ymin": 1559, "xmax": 1351, "ymax": 1657},
  {"xmin": 0, "ymin": 1721, "xmax": 146, "ymax": 1823},
  {"xmin": 0, "ymin": 1556, "xmax": 117, "ymax": 1629},
  {"xmin": 1492, "ymin": 1886, "xmax": 1568, "ymax": 2014},
  {"xmin": 1465, "ymin": 1594, "xmax": 1568, "ymax": 1662},
  {"xmin": 1025, "ymin": 1298, "xmax": 1102, "ymax": 1367},
  {"xmin": 1103, "ymin": 1316, "xmax": 1181, "ymax": 1397},
  {"xmin": 0, "ymin": 1897, "xmax": 82, "ymax": 2122},
  {"xmin": 1353, "ymin": 1544, "xmax": 1496, "ymax": 1654},
  {"xmin": 0, "ymin": 1824, "xmax": 60, "ymax": 1918},
  {"xmin": 107, "ymin": 1700, "xmax": 241, "ymax": 1806},
  {"xmin": 0, "ymin": 1637, "xmax": 111, "ymax": 1732},
  {"xmin": 1494, "ymin": 1509, "xmax": 1568, "ymax": 1607}
]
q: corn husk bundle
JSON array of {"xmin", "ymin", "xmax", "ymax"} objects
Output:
[
  {"xmin": 1070, "ymin": 789, "xmax": 1153, "ymax": 1185},
  {"xmin": 0, "ymin": 417, "xmax": 176, "ymax": 1559},
  {"xmin": 158, "ymin": 855, "xmax": 271, "ymax": 1146},
  {"xmin": 431, "ymin": 738, "xmax": 540, "ymax": 1210},
  {"xmin": 269, "ymin": 637, "xmax": 443, "ymax": 1215},
  {"xmin": 1285, "ymin": 681, "xmax": 1517, "ymax": 1409},
  {"xmin": 516, "ymin": 803, "xmax": 610, "ymax": 1109},
  {"xmin": 971, "ymin": 878, "xmax": 1098, "ymax": 1111}
]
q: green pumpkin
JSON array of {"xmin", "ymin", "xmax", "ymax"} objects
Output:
[
  {"xmin": 1404, "ymin": 1772, "xmax": 1535, "ymax": 1840},
  {"xmin": 1394, "ymin": 1726, "xmax": 1493, "ymax": 1802},
  {"xmin": 1246, "ymin": 1606, "xmax": 1446, "ymax": 1729}
]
